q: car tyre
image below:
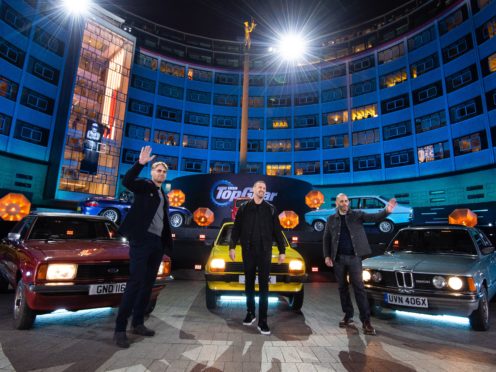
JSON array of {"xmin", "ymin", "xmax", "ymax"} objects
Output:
[
  {"xmin": 288, "ymin": 288, "xmax": 304, "ymax": 311},
  {"xmin": 312, "ymin": 220, "xmax": 326, "ymax": 232},
  {"xmin": 378, "ymin": 220, "xmax": 394, "ymax": 233},
  {"xmin": 145, "ymin": 298, "xmax": 157, "ymax": 315},
  {"xmin": 469, "ymin": 286, "xmax": 490, "ymax": 331},
  {"xmin": 170, "ymin": 212, "xmax": 184, "ymax": 228},
  {"xmin": 100, "ymin": 208, "xmax": 121, "ymax": 224},
  {"xmin": 14, "ymin": 280, "xmax": 36, "ymax": 330},
  {"xmin": 205, "ymin": 284, "xmax": 217, "ymax": 309}
]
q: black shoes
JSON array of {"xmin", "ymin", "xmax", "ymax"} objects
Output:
[
  {"xmin": 339, "ymin": 316, "xmax": 355, "ymax": 328},
  {"xmin": 362, "ymin": 320, "xmax": 377, "ymax": 335},
  {"xmin": 132, "ymin": 324, "xmax": 156, "ymax": 337},
  {"xmin": 243, "ymin": 312, "xmax": 256, "ymax": 326},
  {"xmin": 113, "ymin": 331, "xmax": 130, "ymax": 348},
  {"xmin": 257, "ymin": 321, "xmax": 271, "ymax": 335}
]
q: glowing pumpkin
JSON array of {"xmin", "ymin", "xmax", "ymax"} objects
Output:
[
  {"xmin": 194, "ymin": 207, "xmax": 215, "ymax": 227},
  {"xmin": 278, "ymin": 210, "xmax": 299, "ymax": 229},
  {"xmin": 168, "ymin": 189, "xmax": 185, "ymax": 207},
  {"xmin": 0, "ymin": 193, "xmax": 31, "ymax": 221},
  {"xmin": 305, "ymin": 190, "xmax": 324, "ymax": 209},
  {"xmin": 448, "ymin": 208, "xmax": 477, "ymax": 227}
]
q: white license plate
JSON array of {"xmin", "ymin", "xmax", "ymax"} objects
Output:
[
  {"xmin": 89, "ymin": 283, "xmax": 126, "ymax": 295},
  {"xmin": 239, "ymin": 275, "xmax": 276, "ymax": 284},
  {"xmin": 384, "ymin": 293, "xmax": 428, "ymax": 308}
]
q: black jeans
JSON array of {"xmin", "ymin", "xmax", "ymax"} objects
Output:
[
  {"xmin": 333, "ymin": 254, "xmax": 370, "ymax": 322},
  {"xmin": 242, "ymin": 245, "xmax": 272, "ymax": 322},
  {"xmin": 115, "ymin": 233, "xmax": 163, "ymax": 332}
]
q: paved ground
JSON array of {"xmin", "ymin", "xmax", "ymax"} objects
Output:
[{"xmin": 0, "ymin": 278, "xmax": 495, "ymax": 371}]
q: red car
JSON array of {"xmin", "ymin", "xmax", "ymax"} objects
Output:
[
  {"xmin": 0, "ymin": 213, "xmax": 171, "ymax": 329},
  {"xmin": 231, "ymin": 197, "xmax": 251, "ymax": 220}
]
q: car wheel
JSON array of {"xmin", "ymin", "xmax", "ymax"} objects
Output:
[
  {"xmin": 14, "ymin": 280, "xmax": 36, "ymax": 330},
  {"xmin": 100, "ymin": 208, "xmax": 120, "ymax": 224},
  {"xmin": 469, "ymin": 286, "xmax": 490, "ymax": 331},
  {"xmin": 288, "ymin": 287, "xmax": 304, "ymax": 311},
  {"xmin": 145, "ymin": 298, "xmax": 157, "ymax": 315},
  {"xmin": 312, "ymin": 220, "xmax": 326, "ymax": 232},
  {"xmin": 378, "ymin": 220, "xmax": 394, "ymax": 233},
  {"xmin": 205, "ymin": 284, "xmax": 217, "ymax": 309},
  {"xmin": 170, "ymin": 212, "xmax": 184, "ymax": 228}
]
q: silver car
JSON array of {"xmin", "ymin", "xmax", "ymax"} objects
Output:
[
  {"xmin": 304, "ymin": 195, "xmax": 413, "ymax": 233},
  {"xmin": 362, "ymin": 226, "xmax": 496, "ymax": 331}
]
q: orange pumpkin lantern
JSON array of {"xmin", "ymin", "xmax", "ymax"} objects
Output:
[
  {"xmin": 448, "ymin": 208, "xmax": 477, "ymax": 227},
  {"xmin": 305, "ymin": 190, "xmax": 324, "ymax": 209},
  {"xmin": 194, "ymin": 207, "xmax": 215, "ymax": 227},
  {"xmin": 0, "ymin": 193, "xmax": 31, "ymax": 221},
  {"xmin": 278, "ymin": 210, "xmax": 299, "ymax": 229},
  {"xmin": 168, "ymin": 189, "xmax": 185, "ymax": 207}
]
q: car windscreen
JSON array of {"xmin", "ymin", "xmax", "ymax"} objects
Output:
[
  {"xmin": 388, "ymin": 229, "xmax": 477, "ymax": 255},
  {"xmin": 216, "ymin": 225, "xmax": 286, "ymax": 246},
  {"xmin": 29, "ymin": 217, "xmax": 121, "ymax": 240}
]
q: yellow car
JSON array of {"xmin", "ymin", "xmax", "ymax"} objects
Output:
[{"xmin": 205, "ymin": 222, "xmax": 307, "ymax": 310}]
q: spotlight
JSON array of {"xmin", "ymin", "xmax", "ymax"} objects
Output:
[
  {"xmin": 277, "ymin": 33, "xmax": 307, "ymax": 62},
  {"xmin": 62, "ymin": 0, "xmax": 91, "ymax": 15}
]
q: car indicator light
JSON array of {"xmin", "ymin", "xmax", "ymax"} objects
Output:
[
  {"xmin": 467, "ymin": 277, "xmax": 476, "ymax": 292},
  {"xmin": 85, "ymin": 201, "xmax": 99, "ymax": 207},
  {"xmin": 157, "ymin": 261, "xmax": 171, "ymax": 276}
]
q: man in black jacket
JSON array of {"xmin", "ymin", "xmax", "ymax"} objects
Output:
[
  {"xmin": 229, "ymin": 180, "xmax": 286, "ymax": 335},
  {"xmin": 323, "ymin": 193, "xmax": 396, "ymax": 336},
  {"xmin": 114, "ymin": 146, "xmax": 173, "ymax": 348}
]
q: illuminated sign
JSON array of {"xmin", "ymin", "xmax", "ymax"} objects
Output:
[{"xmin": 210, "ymin": 180, "xmax": 278, "ymax": 206}]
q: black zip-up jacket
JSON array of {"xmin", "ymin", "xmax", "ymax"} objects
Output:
[
  {"xmin": 118, "ymin": 161, "xmax": 173, "ymax": 251},
  {"xmin": 229, "ymin": 199, "xmax": 286, "ymax": 254}
]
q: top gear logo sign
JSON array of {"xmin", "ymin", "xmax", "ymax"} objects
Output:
[{"xmin": 211, "ymin": 180, "xmax": 277, "ymax": 207}]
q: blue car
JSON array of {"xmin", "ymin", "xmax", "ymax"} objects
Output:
[{"xmin": 78, "ymin": 195, "xmax": 192, "ymax": 228}]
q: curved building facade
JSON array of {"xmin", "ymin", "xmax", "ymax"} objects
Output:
[{"xmin": 0, "ymin": 0, "xmax": 495, "ymax": 209}]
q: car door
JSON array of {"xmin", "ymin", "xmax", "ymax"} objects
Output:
[
  {"xmin": 360, "ymin": 197, "xmax": 385, "ymax": 226},
  {"xmin": 474, "ymin": 230, "xmax": 496, "ymax": 295}
]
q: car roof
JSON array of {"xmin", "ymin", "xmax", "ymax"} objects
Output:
[
  {"xmin": 399, "ymin": 225, "xmax": 474, "ymax": 231},
  {"xmin": 29, "ymin": 213, "xmax": 110, "ymax": 220}
]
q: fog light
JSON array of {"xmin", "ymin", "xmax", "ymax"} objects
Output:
[
  {"xmin": 448, "ymin": 276, "xmax": 463, "ymax": 290},
  {"xmin": 432, "ymin": 275, "xmax": 447, "ymax": 289}
]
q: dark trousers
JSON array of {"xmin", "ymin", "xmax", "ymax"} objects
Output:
[
  {"xmin": 115, "ymin": 233, "xmax": 163, "ymax": 332},
  {"xmin": 242, "ymin": 245, "xmax": 271, "ymax": 322},
  {"xmin": 333, "ymin": 254, "xmax": 370, "ymax": 322}
]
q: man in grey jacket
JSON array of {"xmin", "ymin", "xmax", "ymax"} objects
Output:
[{"xmin": 323, "ymin": 193, "xmax": 397, "ymax": 335}]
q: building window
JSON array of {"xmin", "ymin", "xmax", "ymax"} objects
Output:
[
  {"xmin": 323, "ymin": 110, "xmax": 348, "ymax": 125},
  {"xmin": 410, "ymin": 53, "xmax": 439, "ymax": 78},
  {"xmin": 0, "ymin": 75, "xmax": 19, "ymax": 101},
  {"xmin": 213, "ymin": 115, "xmax": 237, "ymax": 128},
  {"xmin": 247, "ymin": 140, "xmax": 262, "ymax": 152},
  {"xmin": 321, "ymin": 64, "xmax": 346, "ymax": 80},
  {"xmin": 471, "ymin": 0, "xmax": 492, "ymax": 13},
  {"xmin": 153, "ymin": 130, "xmax": 178, "ymax": 146},
  {"xmin": 353, "ymin": 154, "xmax": 381, "ymax": 171},
  {"xmin": 350, "ymin": 79, "xmax": 376, "ymax": 97},
  {"xmin": 268, "ymin": 74, "xmax": 290, "ymax": 86},
  {"xmin": 181, "ymin": 158, "xmax": 206, "ymax": 173},
  {"xmin": 295, "ymin": 92, "xmax": 318, "ymax": 105},
  {"xmin": 383, "ymin": 121, "xmax": 412, "ymax": 140},
  {"xmin": 122, "ymin": 149, "xmax": 140, "ymax": 164},
  {"xmin": 131, "ymin": 74, "xmax": 155, "ymax": 93},
  {"xmin": 349, "ymin": 55, "xmax": 375, "ymax": 73},
  {"xmin": 352, "ymin": 104, "xmax": 377, "ymax": 120},
  {"xmin": 323, "ymin": 158, "xmax": 349, "ymax": 173},
  {"xmin": 21, "ymin": 88, "xmax": 53, "ymax": 114},
  {"xmin": 28, "ymin": 57, "xmax": 59, "ymax": 85},
  {"xmin": 266, "ymin": 163, "xmax": 291, "ymax": 176},
  {"xmin": 248, "ymin": 117, "xmax": 263, "ymax": 130},
  {"xmin": 129, "ymin": 99, "xmax": 153, "ymax": 116},
  {"xmin": 0, "ymin": 112, "xmax": 12, "ymax": 136},
  {"xmin": 214, "ymin": 93, "xmax": 238, "ymax": 106},
  {"xmin": 215, "ymin": 72, "xmax": 239, "ymax": 85},
  {"xmin": 438, "ymin": 5, "xmax": 468, "ymax": 36},
  {"xmin": 183, "ymin": 134, "xmax": 208, "ymax": 149},
  {"xmin": 135, "ymin": 52, "xmax": 158, "ymax": 70},
  {"xmin": 449, "ymin": 97, "xmax": 482, "ymax": 123},
  {"xmin": 184, "ymin": 111, "xmax": 209, "ymax": 126},
  {"xmin": 186, "ymin": 89, "xmax": 211, "ymax": 104},
  {"xmin": 408, "ymin": 26, "xmax": 436, "ymax": 51},
  {"xmin": 415, "ymin": 110, "xmax": 447, "ymax": 133},
  {"xmin": 266, "ymin": 139, "xmax": 291, "ymax": 152},
  {"xmin": 385, "ymin": 149, "xmax": 414, "ymax": 168},
  {"xmin": 267, "ymin": 95, "xmax": 291, "ymax": 107},
  {"xmin": 1, "ymin": 2, "xmax": 31, "ymax": 36},
  {"xmin": 352, "ymin": 128, "xmax": 380, "ymax": 146},
  {"xmin": 413, "ymin": 81, "xmax": 443, "ymax": 104},
  {"xmin": 295, "ymin": 161, "xmax": 320, "ymax": 175},
  {"xmin": 445, "ymin": 65, "xmax": 477, "ymax": 93},
  {"xmin": 453, "ymin": 131, "xmax": 488, "ymax": 156},
  {"xmin": 210, "ymin": 161, "xmax": 234, "ymax": 173},
  {"xmin": 486, "ymin": 88, "xmax": 496, "ymax": 111},
  {"xmin": 442, "ymin": 34, "xmax": 473, "ymax": 63},
  {"xmin": 481, "ymin": 52, "xmax": 496, "ymax": 76},
  {"xmin": 248, "ymin": 96, "xmax": 264, "ymax": 108},
  {"xmin": 14, "ymin": 120, "xmax": 48, "ymax": 146},
  {"xmin": 33, "ymin": 27, "xmax": 64, "ymax": 56},
  {"xmin": 212, "ymin": 137, "xmax": 236, "ymax": 151},
  {"xmin": 382, "ymin": 94, "xmax": 409, "ymax": 113},
  {"xmin": 323, "ymin": 134, "xmax": 349, "ymax": 149},
  {"xmin": 246, "ymin": 162, "xmax": 262, "ymax": 174},
  {"xmin": 418, "ymin": 141, "xmax": 450, "ymax": 163},
  {"xmin": 295, "ymin": 137, "xmax": 320, "ymax": 151},
  {"xmin": 188, "ymin": 68, "xmax": 212, "ymax": 82},
  {"xmin": 154, "ymin": 155, "xmax": 178, "ymax": 170},
  {"xmin": 294, "ymin": 114, "xmax": 318, "ymax": 128},
  {"xmin": 268, "ymin": 117, "xmax": 291, "ymax": 129},
  {"xmin": 0, "ymin": 37, "xmax": 25, "ymax": 67},
  {"xmin": 156, "ymin": 105, "xmax": 182, "ymax": 122},
  {"xmin": 159, "ymin": 60, "xmax": 184, "ymax": 77},
  {"xmin": 476, "ymin": 15, "xmax": 496, "ymax": 44},
  {"xmin": 158, "ymin": 83, "xmax": 184, "ymax": 99},
  {"xmin": 322, "ymin": 86, "xmax": 347, "ymax": 102},
  {"xmin": 125, "ymin": 123, "xmax": 150, "ymax": 141},
  {"xmin": 378, "ymin": 43, "xmax": 404, "ymax": 64},
  {"xmin": 380, "ymin": 68, "xmax": 407, "ymax": 89},
  {"xmin": 249, "ymin": 75, "xmax": 265, "ymax": 86},
  {"xmin": 295, "ymin": 70, "xmax": 319, "ymax": 84}
]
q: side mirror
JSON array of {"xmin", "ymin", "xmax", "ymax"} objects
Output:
[
  {"xmin": 481, "ymin": 246, "xmax": 495, "ymax": 255},
  {"xmin": 7, "ymin": 232, "xmax": 21, "ymax": 242}
]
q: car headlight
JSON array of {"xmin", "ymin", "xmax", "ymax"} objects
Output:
[
  {"xmin": 289, "ymin": 260, "xmax": 304, "ymax": 273},
  {"xmin": 157, "ymin": 261, "xmax": 171, "ymax": 276},
  {"xmin": 371, "ymin": 271, "xmax": 382, "ymax": 283},
  {"xmin": 432, "ymin": 275, "xmax": 447, "ymax": 289},
  {"xmin": 448, "ymin": 276, "xmax": 463, "ymax": 290},
  {"xmin": 210, "ymin": 258, "xmax": 225, "ymax": 272},
  {"xmin": 362, "ymin": 270, "xmax": 371, "ymax": 282},
  {"xmin": 46, "ymin": 264, "xmax": 77, "ymax": 280}
]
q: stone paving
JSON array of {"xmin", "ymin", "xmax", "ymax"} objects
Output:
[{"xmin": 0, "ymin": 279, "xmax": 495, "ymax": 371}]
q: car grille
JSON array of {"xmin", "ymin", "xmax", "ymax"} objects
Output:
[
  {"xmin": 375, "ymin": 271, "xmax": 457, "ymax": 290},
  {"xmin": 225, "ymin": 262, "xmax": 289, "ymax": 274},
  {"xmin": 76, "ymin": 262, "xmax": 130, "ymax": 281}
]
